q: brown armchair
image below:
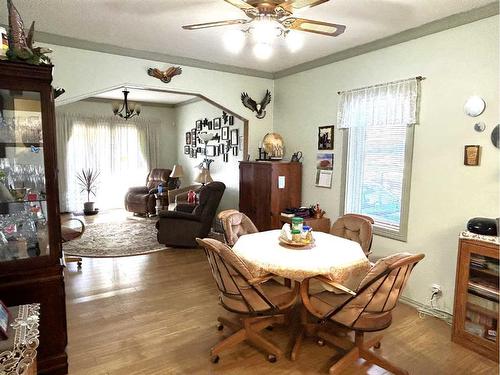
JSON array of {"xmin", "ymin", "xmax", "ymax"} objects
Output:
[
  {"xmin": 217, "ymin": 209, "xmax": 259, "ymax": 246},
  {"xmin": 196, "ymin": 238, "xmax": 298, "ymax": 363},
  {"xmin": 300, "ymin": 252, "xmax": 425, "ymax": 375},
  {"xmin": 156, "ymin": 182, "xmax": 225, "ymax": 247},
  {"xmin": 124, "ymin": 168, "xmax": 171, "ymax": 215},
  {"xmin": 330, "ymin": 213, "xmax": 374, "ymax": 256}
]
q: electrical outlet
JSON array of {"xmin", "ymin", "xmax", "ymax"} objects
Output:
[{"xmin": 431, "ymin": 284, "xmax": 442, "ymax": 296}]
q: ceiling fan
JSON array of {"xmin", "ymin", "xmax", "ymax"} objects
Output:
[
  {"xmin": 182, "ymin": 0, "xmax": 346, "ymax": 59},
  {"xmin": 183, "ymin": 0, "xmax": 345, "ymax": 37}
]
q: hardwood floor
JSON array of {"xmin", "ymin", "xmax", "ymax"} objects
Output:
[{"xmin": 64, "ymin": 212, "xmax": 498, "ymax": 375}]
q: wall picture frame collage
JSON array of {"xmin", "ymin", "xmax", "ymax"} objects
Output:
[{"xmin": 185, "ymin": 111, "xmax": 238, "ymax": 162}]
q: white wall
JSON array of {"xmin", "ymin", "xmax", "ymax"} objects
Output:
[
  {"xmin": 56, "ymin": 100, "xmax": 177, "ymax": 167},
  {"xmin": 175, "ymin": 100, "xmax": 243, "ymax": 212},
  {"xmin": 274, "ymin": 16, "xmax": 500, "ymax": 312},
  {"xmin": 49, "ymin": 44, "xmax": 274, "ymax": 160}
]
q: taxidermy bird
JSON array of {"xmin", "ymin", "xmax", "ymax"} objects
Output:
[
  {"xmin": 6, "ymin": 0, "xmax": 52, "ymax": 65},
  {"xmin": 241, "ymin": 90, "xmax": 271, "ymax": 119},
  {"xmin": 147, "ymin": 66, "xmax": 183, "ymax": 83}
]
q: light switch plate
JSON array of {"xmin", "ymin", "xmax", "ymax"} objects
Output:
[{"xmin": 278, "ymin": 176, "xmax": 286, "ymax": 189}]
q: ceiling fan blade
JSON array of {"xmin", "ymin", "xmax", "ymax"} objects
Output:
[
  {"xmin": 282, "ymin": 17, "xmax": 346, "ymax": 36},
  {"xmin": 278, "ymin": 0, "xmax": 329, "ymax": 12},
  {"xmin": 182, "ymin": 19, "xmax": 249, "ymax": 30},
  {"xmin": 224, "ymin": 0, "xmax": 257, "ymax": 11}
]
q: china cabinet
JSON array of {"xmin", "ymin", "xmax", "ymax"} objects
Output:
[
  {"xmin": 0, "ymin": 61, "xmax": 68, "ymax": 374},
  {"xmin": 452, "ymin": 232, "xmax": 499, "ymax": 362}
]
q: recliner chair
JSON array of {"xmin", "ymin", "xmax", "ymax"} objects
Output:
[
  {"xmin": 124, "ymin": 169, "xmax": 171, "ymax": 216},
  {"xmin": 156, "ymin": 182, "xmax": 225, "ymax": 247}
]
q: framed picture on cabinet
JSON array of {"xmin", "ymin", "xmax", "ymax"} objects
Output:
[
  {"xmin": 196, "ymin": 120, "xmax": 202, "ymax": 131},
  {"xmin": 230, "ymin": 129, "xmax": 239, "ymax": 145},
  {"xmin": 221, "ymin": 126, "xmax": 229, "ymax": 140},
  {"xmin": 213, "ymin": 118, "xmax": 221, "ymax": 130}
]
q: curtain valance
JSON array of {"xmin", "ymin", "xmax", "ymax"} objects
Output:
[{"xmin": 337, "ymin": 78, "xmax": 419, "ymax": 129}]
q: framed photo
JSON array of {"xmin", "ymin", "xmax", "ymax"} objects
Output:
[
  {"xmin": 184, "ymin": 146, "xmax": 190, "ymax": 155},
  {"xmin": 218, "ymin": 144, "xmax": 225, "ymax": 155},
  {"xmin": 230, "ymin": 129, "xmax": 239, "ymax": 145},
  {"xmin": 0, "ymin": 300, "xmax": 10, "ymax": 340},
  {"xmin": 190, "ymin": 148, "xmax": 197, "ymax": 159},
  {"xmin": 315, "ymin": 170, "xmax": 333, "ymax": 188},
  {"xmin": 221, "ymin": 126, "xmax": 229, "ymax": 140},
  {"xmin": 232, "ymin": 146, "xmax": 238, "ymax": 156},
  {"xmin": 317, "ymin": 153, "xmax": 334, "ymax": 170},
  {"xmin": 206, "ymin": 145, "xmax": 217, "ymax": 157},
  {"xmin": 196, "ymin": 120, "xmax": 203, "ymax": 131},
  {"xmin": 213, "ymin": 118, "xmax": 221, "ymax": 130},
  {"xmin": 185, "ymin": 132, "xmax": 191, "ymax": 145},
  {"xmin": 318, "ymin": 125, "xmax": 334, "ymax": 150},
  {"xmin": 223, "ymin": 154, "xmax": 229, "ymax": 163},
  {"xmin": 197, "ymin": 147, "xmax": 202, "ymax": 153},
  {"xmin": 191, "ymin": 129, "xmax": 197, "ymax": 147},
  {"xmin": 203, "ymin": 118, "xmax": 209, "ymax": 127},
  {"xmin": 464, "ymin": 145, "xmax": 480, "ymax": 166},
  {"xmin": 229, "ymin": 115, "xmax": 234, "ymax": 125}
]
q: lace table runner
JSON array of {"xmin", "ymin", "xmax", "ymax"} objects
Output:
[{"xmin": 0, "ymin": 304, "xmax": 40, "ymax": 375}]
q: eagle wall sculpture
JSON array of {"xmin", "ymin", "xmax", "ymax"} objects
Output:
[
  {"xmin": 241, "ymin": 90, "xmax": 272, "ymax": 119},
  {"xmin": 147, "ymin": 66, "xmax": 183, "ymax": 83}
]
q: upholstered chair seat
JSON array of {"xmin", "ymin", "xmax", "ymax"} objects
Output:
[
  {"xmin": 330, "ymin": 213, "xmax": 374, "ymax": 256},
  {"xmin": 218, "ymin": 209, "xmax": 259, "ymax": 246},
  {"xmin": 124, "ymin": 168, "xmax": 171, "ymax": 215}
]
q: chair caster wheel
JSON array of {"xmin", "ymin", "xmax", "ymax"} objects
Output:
[
  {"xmin": 211, "ymin": 355, "xmax": 220, "ymax": 364},
  {"xmin": 267, "ymin": 354, "xmax": 277, "ymax": 363},
  {"xmin": 317, "ymin": 339, "xmax": 325, "ymax": 346},
  {"xmin": 266, "ymin": 326, "xmax": 274, "ymax": 331},
  {"xmin": 374, "ymin": 342, "xmax": 381, "ymax": 349},
  {"xmin": 217, "ymin": 323, "xmax": 224, "ymax": 331}
]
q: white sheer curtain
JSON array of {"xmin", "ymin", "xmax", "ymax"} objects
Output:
[
  {"xmin": 337, "ymin": 78, "xmax": 419, "ymax": 129},
  {"xmin": 56, "ymin": 113, "xmax": 160, "ymax": 212}
]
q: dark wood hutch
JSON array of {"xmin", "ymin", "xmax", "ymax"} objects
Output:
[{"xmin": 0, "ymin": 61, "xmax": 68, "ymax": 374}]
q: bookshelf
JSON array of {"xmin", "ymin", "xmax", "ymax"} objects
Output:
[{"xmin": 452, "ymin": 233, "xmax": 499, "ymax": 362}]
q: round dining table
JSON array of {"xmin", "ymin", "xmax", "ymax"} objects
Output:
[{"xmin": 232, "ymin": 229, "xmax": 371, "ymax": 360}]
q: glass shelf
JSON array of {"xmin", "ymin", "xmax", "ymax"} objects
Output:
[{"xmin": 0, "ymin": 88, "xmax": 49, "ymax": 262}]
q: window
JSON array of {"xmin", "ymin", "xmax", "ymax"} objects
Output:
[{"xmin": 338, "ymin": 78, "xmax": 419, "ymax": 241}]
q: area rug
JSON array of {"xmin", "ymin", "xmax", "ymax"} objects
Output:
[{"xmin": 63, "ymin": 219, "xmax": 166, "ymax": 258}]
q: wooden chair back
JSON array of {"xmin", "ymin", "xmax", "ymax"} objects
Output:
[
  {"xmin": 330, "ymin": 213, "xmax": 374, "ymax": 255},
  {"xmin": 217, "ymin": 210, "xmax": 259, "ymax": 246}
]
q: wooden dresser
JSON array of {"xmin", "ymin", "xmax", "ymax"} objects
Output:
[
  {"xmin": 452, "ymin": 232, "xmax": 499, "ymax": 362},
  {"xmin": 239, "ymin": 161, "xmax": 302, "ymax": 231}
]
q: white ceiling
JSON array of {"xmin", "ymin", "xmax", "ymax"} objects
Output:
[
  {"xmin": 0, "ymin": 0, "xmax": 494, "ymax": 73},
  {"xmin": 94, "ymin": 88, "xmax": 197, "ymax": 105}
]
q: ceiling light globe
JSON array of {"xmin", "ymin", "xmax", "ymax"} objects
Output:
[
  {"xmin": 253, "ymin": 42, "xmax": 273, "ymax": 60},
  {"xmin": 223, "ymin": 29, "xmax": 246, "ymax": 54},
  {"xmin": 251, "ymin": 18, "xmax": 279, "ymax": 45},
  {"xmin": 285, "ymin": 30, "xmax": 304, "ymax": 52}
]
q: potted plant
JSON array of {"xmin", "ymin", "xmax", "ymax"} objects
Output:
[{"xmin": 76, "ymin": 168, "xmax": 100, "ymax": 215}]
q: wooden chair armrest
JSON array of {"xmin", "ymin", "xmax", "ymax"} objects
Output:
[
  {"xmin": 248, "ymin": 273, "xmax": 275, "ymax": 285},
  {"xmin": 314, "ymin": 275, "xmax": 357, "ymax": 296}
]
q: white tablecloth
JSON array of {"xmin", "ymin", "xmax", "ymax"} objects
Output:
[{"xmin": 232, "ymin": 230, "xmax": 371, "ymax": 290}]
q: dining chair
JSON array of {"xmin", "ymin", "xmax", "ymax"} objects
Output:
[
  {"xmin": 330, "ymin": 213, "xmax": 374, "ymax": 256},
  {"xmin": 300, "ymin": 252, "xmax": 425, "ymax": 375},
  {"xmin": 217, "ymin": 209, "xmax": 258, "ymax": 246},
  {"xmin": 196, "ymin": 238, "xmax": 299, "ymax": 364},
  {"xmin": 61, "ymin": 217, "xmax": 85, "ymax": 268}
]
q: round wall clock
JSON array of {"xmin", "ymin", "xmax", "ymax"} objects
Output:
[
  {"xmin": 491, "ymin": 125, "xmax": 499, "ymax": 148},
  {"xmin": 464, "ymin": 96, "xmax": 486, "ymax": 117}
]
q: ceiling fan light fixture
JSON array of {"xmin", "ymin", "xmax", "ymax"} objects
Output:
[
  {"xmin": 253, "ymin": 42, "xmax": 273, "ymax": 60},
  {"xmin": 223, "ymin": 29, "xmax": 246, "ymax": 54},
  {"xmin": 250, "ymin": 16, "xmax": 281, "ymax": 45},
  {"xmin": 285, "ymin": 30, "xmax": 304, "ymax": 52}
]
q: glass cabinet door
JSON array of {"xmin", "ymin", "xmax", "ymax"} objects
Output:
[
  {"xmin": 0, "ymin": 89, "xmax": 49, "ymax": 261},
  {"xmin": 466, "ymin": 252, "xmax": 499, "ymax": 343}
]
